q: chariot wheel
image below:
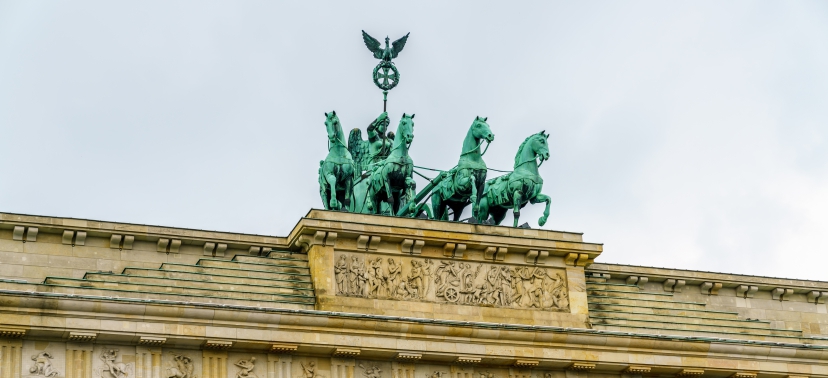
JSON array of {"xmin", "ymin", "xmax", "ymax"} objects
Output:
[{"xmin": 444, "ymin": 287, "xmax": 460, "ymax": 303}]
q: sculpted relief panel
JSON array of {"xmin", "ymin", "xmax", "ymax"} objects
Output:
[{"xmin": 334, "ymin": 253, "xmax": 569, "ymax": 311}]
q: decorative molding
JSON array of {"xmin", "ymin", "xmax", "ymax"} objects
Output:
[
  {"xmin": 62, "ymin": 230, "xmax": 74, "ymax": 245},
  {"xmin": 110, "ymin": 234, "xmax": 122, "ymax": 249},
  {"xmin": 138, "ymin": 336, "xmax": 166, "ymax": 346},
  {"xmin": 203, "ymin": 242, "xmax": 216, "ymax": 256},
  {"xmin": 296, "ymin": 231, "xmax": 328, "ymax": 251},
  {"xmin": 677, "ymin": 369, "xmax": 704, "ymax": 377},
  {"xmin": 332, "ymin": 348, "xmax": 360, "ymax": 357},
  {"xmin": 67, "ymin": 332, "xmax": 96, "ymax": 342},
  {"xmin": 807, "ymin": 291, "xmax": 827, "ymax": 304},
  {"xmin": 12, "ymin": 226, "xmax": 24, "ymax": 241},
  {"xmin": 395, "ymin": 352, "xmax": 422, "ymax": 361},
  {"xmin": 123, "ymin": 235, "xmax": 135, "ymax": 249},
  {"xmin": 26, "ymin": 227, "xmax": 38, "ymax": 242},
  {"xmin": 772, "ymin": 288, "xmax": 795, "ymax": 301},
  {"xmin": 0, "ymin": 327, "xmax": 26, "ymax": 338},
  {"xmin": 700, "ymin": 282, "xmax": 722, "ymax": 295},
  {"xmin": 525, "ymin": 250, "xmax": 549, "ymax": 265},
  {"xmin": 402, "ymin": 239, "xmax": 425, "ymax": 255},
  {"xmin": 731, "ymin": 373, "xmax": 757, "ymax": 378},
  {"xmin": 454, "ymin": 356, "xmax": 481, "ymax": 364},
  {"xmin": 663, "ymin": 279, "xmax": 686, "ymax": 293},
  {"xmin": 625, "ymin": 366, "xmax": 651, "ymax": 374},
  {"xmin": 514, "ymin": 359, "xmax": 539, "ymax": 368},
  {"xmin": 484, "ymin": 247, "xmax": 507, "ymax": 261},
  {"xmin": 75, "ymin": 231, "xmax": 86, "ymax": 246},
  {"xmin": 204, "ymin": 340, "xmax": 233, "ymax": 350},
  {"xmin": 368, "ymin": 236, "xmax": 381, "ymax": 250},
  {"xmin": 61, "ymin": 230, "xmax": 86, "ymax": 246},
  {"xmin": 157, "ymin": 238, "xmax": 181, "ymax": 253},
  {"xmin": 568, "ymin": 363, "xmax": 595, "ymax": 371},
  {"xmin": 270, "ymin": 343, "xmax": 299, "ymax": 353},
  {"xmin": 626, "ymin": 276, "xmax": 648, "ymax": 288},
  {"xmin": 203, "ymin": 242, "xmax": 228, "ymax": 257},
  {"xmin": 249, "ymin": 246, "xmax": 261, "ymax": 255},
  {"xmin": 565, "ymin": 253, "xmax": 592, "ymax": 267},
  {"xmin": 357, "ymin": 235, "xmax": 370, "ymax": 250},
  {"xmin": 736, "ymin": 285, "xmax": 758, "ymax": 298},
  {"xmin": 442, "ymin": 243, "xmax": 465, "ymax": 258}
]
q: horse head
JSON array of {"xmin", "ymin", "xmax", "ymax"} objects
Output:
[
  {"xmin": 514, "ymin": 131, "xmax": 550, "ymax": 169},
  {"xmin": 324, "ymin": 111, "xmax": 344, "ymax": 147},
  {"xmin": 396, "ymin": 113, "xmax": 415, "ymax": 147},
  {"xmin": 472, "ymin": 116, "xmax": 494, "ymax": 143}
]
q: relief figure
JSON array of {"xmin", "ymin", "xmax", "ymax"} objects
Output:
[
  {"xmin": 166, "ymin": 353, "xmax": 195, "ymax": 378},
  {"xmin": 29, "ymin": 352, "xmax": 59, "ymax": 377},
  {"xmin": 234, "ymin": 357, "xmax": 258, "ymax": 378},
  {"xmin": 99, "ymin": 349, "xmax": 130, "ymax": 378},
  {"xmin": 335, "ymin": 255, "xmax": 349, "ymax": 294}
]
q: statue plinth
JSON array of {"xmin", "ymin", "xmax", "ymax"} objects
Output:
[{"xmin": 289, "ymin": 210, "xmax": 603, "ymax": 326}]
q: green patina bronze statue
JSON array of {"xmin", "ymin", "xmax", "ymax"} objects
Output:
[
  {"xmin": 431, "ymin": 117, "xmax": 495, "ymax": 221},
  {"xmin": 318, "ymin": 111, "xmax": 356, "ymax": 211},
  {"xmin": 347, "ymin": 112, "xmax": 394, "ymax": 174},
  {"xmin": 474, "ymin": 131, "xmax": 552, "ymax": 227},
  {"xmin": 349, "ymin": 114, "xmax": 416, "ymax": 215},
  {"xmin": 362, "ymin": 31, "xmax": 409, "ymax": 92},
  {"xmin": 315, "ymin": 30, "xmax": 555, "ymax": 228}
]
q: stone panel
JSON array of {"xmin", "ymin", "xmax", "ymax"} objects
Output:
[{"xmin": 334, "ymin": 252, "xmax": 569, "ymax": 311}]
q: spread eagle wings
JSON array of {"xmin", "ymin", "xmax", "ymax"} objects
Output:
[
  {"xmin": 390, "ymin": 33, "xmax": 409, "ymax": 58},
  {"xmin": 348, "ymin": 128, "xmax": 370, "ymax": 173},
  {"xmin": 361, "ymin": 30, "xmax": 410, "ymax": 59},
  {"xmin": 361, "ymin": 31, "xmax": 383, "ymax": 59}
]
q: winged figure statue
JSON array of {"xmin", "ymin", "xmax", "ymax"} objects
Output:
[
  {"xmin": 348, "ymin": 112, "xmax": 394, "ymax": 174},
  {"xmin": 362, "ymin": 31, "xmax": 410, "ymax": 62}
]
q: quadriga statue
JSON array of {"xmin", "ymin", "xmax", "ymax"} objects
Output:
[
  {"xmin": 349, "ymin": 113, "xmax": 416, "ymax": 215},
  {"xmin": 318, "ymin": 111, "xmax": 356, "ymax": 211},
  {"xmin": 431, "ymin": 116, "xmax": 494, "ymax": 221},
  {"xmin": 475, "ymin": 131, "xmax": 552, "ymax": 227}
]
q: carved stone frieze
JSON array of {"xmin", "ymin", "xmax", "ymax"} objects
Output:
[{"xmin": 334, "ymin": 252, "xmax": 569, "ymax": 311}]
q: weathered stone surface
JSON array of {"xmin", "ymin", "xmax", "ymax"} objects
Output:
[{"xmin": 0, "ymin": 210, "xmax": 826, "ymax": 378}]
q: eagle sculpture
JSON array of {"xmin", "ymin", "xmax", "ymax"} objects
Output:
[{"xmin": 362, "ymin": 30, "xmax": 410, "ymax": 62}]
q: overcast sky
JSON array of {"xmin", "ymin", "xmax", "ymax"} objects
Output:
[{"xmin": 1, "ymin": 1, "xmax": 827, "ymax": 281}]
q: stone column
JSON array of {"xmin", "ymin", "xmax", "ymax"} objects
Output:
[
  {"xmin": 305, "ymin": 231, "xmax": 337, "ymax": 298},
  {"xmin": 0, "ymin": 339, "xmax": 22, "ymax": 378},
  {"xmin": 202, "ymin": 350, "xmax": 228, "ymax": 378},
  {"xmin": 65, "ymin": 343, "xmax": 93, "ymax": 378},
  {"xmin": 394, "ymin": 362, "xmax": 415, "ymax": 378},
  {"xmin": 331, "ymin": 357, "xmax": 354, "ymax": 378},
  {"xmin": 270, "ymin": 354, "xmax": 292, "ymax": 378},
  {"xmin": 135, "ymin": 346, "xmax": 162, "ymax": 378},
  {"xmin": 564, "ymin": 266, "xmax": 588, "ymax": 316}
]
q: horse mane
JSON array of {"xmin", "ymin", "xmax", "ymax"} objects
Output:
[{"xmin": 514, "ymin": 131, "xmax": 547, "ymax": 168}]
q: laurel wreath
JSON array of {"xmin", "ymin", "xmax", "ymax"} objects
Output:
[{"xmin": 373, "ymin": 61, "xmax": 400, "ymax": 91}]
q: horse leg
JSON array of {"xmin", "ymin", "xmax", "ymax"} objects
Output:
[
  {"xmin": 491, "ymin": 206, "xmax": 507, "ymax": 225},
  {"xmin": 431, "ymin": 192, "xmax": 445, "ymax": 220},
  {"xmin": 326, "ymin": 172, "xmax": 340, "ymax": 210},
  {"xmin": 470, "ymin": 174, "xmax": 479, "ymax": 217},
  {"xmin": 512, "ymin": 190, "xmax": 523, "ymax": 228},
  {"xmin": 475, "ymin": 196, "xmax": 489, "ymax": 223},
  {"xmin": 531, "ymin": 193, "xmax": 552, "ymax": 226},
  {"xmin": 451, "ymin": 202, "xmax": 468, "ymax": 222},
  {"xmin": 344, "ymin": 165, "xmax": 354, "ymax": 210},
  {"xmin": 383, "ymin": 174, "xmax": 394, "ymax": 215},
  {"xmin": 319, "ymin": 176, "xmax": 330, "ymax": 210}
]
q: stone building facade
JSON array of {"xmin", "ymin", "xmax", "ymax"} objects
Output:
[{"xmin": 0, "ymin": 210, "xmax": 825, "ymax": 378}]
